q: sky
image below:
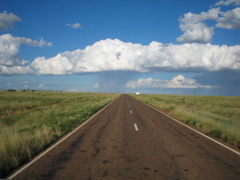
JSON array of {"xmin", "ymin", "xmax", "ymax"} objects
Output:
[{"xmin": 0, "ymin": 0, "xmax": 240, "ymax": 96}]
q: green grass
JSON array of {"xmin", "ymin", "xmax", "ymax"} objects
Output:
[
  {"xmin": 0, "ymin": 90, "xmax": 119, "ymax": 178},
  {"xmin": 131, "ymin": 94, "xmax": 240, "ymax": 148}
]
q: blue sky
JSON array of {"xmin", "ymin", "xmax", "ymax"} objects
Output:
[{"xmin": 0, "ymin": 0, "xmax": 240, "ymax": 95}]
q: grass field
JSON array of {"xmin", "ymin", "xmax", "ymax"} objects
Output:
[
  {"xmin": 0, "ymin": 90, "xmax": 119, "ymax": 178},
  {"xmin": 131, "ymin": 94, "xmax": 240, "ymax": 149}
]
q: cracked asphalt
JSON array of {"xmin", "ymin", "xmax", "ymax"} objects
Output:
[{"xmin": 12, "ymin": 94, "xmax": 240, "ymax": 180}]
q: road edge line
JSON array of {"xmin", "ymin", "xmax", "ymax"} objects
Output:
[
  {"xmin": 8, "ymin": 96, "xmax": 120, "ymax": 179},
  {"xmin": 135, "ymin": 98, "xmax": 240, "ymax": 156}
]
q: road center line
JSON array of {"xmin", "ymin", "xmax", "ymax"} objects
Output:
[
  {"xmin": 134, "ymin": 123, "xmax": 139, "ymax": 131},
  {"xmin": 130, "ymin": 110, "xmax": 132, "ymax": 114}
]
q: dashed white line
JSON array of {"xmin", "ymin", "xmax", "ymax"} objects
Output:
[
  {"xmin": 134, "ymin": 123, "xmax": 139, "ymax": 131},
  {"xmin": 130, "ymin": 110, "xmax": 132, "ymax": 114}
]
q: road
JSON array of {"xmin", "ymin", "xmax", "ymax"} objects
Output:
[{"xmin": 11, "ymin": 94, "xmax": 240, "ymax": 180}]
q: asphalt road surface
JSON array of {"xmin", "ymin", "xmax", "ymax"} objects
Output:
[{"xmin": 11, "ymin": 94, "xmax": 240, "ymax": 180}]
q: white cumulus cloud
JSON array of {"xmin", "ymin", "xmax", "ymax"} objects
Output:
[
  {"xmin": 215, "ymin": 0, "xmax": 240, "ymax": 6},
  {"xmin": 30, "ymin": 39, "xmax": 240, "ymax": 75},
  {"xmin": 216, "ymin": 7, "xmax": 240, "ymax": 29},
  {"xmin": 0, "ymin": 65, "xmax": 33, "ymax": 75},
  {"xmin": 0, "ymin": 34, "xmax": 52, "ymax": 66},
  {"xmin": 0, "ymin": 11, "xmax": 21, "ymax": 31},
  {"xmin": 126, "ymin": 75, "xmax": 214, "ymax": 89},
  {"xmin": 177, "ymin": 1, "xmax": 240, "ymax": 43},
  {"xmin": 177, "ymin": 22, "xmax": 214, "ymax": 43},
  {"xmin": 177, "ymin": 8, "xmax": 220, "ymax": 43},
  {"xmin": 31, "ymin": 39, "xmax": 147, "ymax": 74},
  {"xmin": 66, "ymin": 22, "xmax": 82, "ymax": 29},
  {"xmin": 126, "ymin": 77, "xmax": 164, "ymax": 89},
  {"xmin": 0, "ymin": 34, "xmax": 52, "ymax": 75}
]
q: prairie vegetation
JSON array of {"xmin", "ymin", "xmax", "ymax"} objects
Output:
[
  {"xmin": 132, "ymin": 94, "xmax": 240, "ymax": 148},
  {"xmin": 0, "ymin": 90, "xmax": 118, "ymax": 178}
]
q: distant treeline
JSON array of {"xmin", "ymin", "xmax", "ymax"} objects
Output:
[{"xmin": 1, "ymin": 89, "xmax": 62, "ymax": 92}]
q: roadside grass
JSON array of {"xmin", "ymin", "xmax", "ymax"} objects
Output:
[
  {"xmin": 131, "ymin": 94, "xmax": 240, "ymax": 148},
  {"xmin": 0, "ymin": 90, "xmax": 119, "ymax": 178}
]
